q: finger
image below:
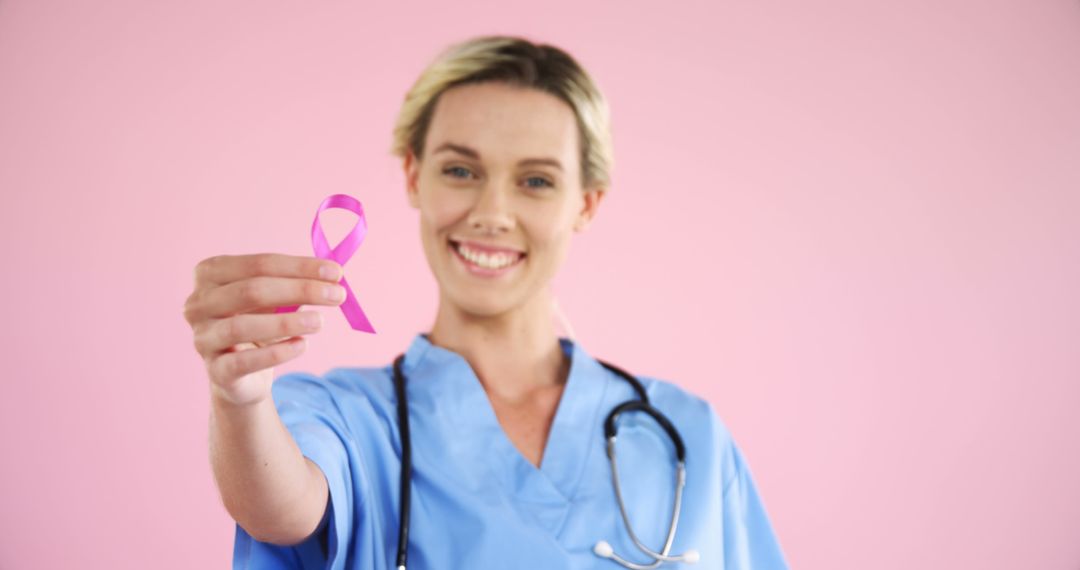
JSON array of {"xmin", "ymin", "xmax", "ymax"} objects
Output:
[
  {"xmin": 194, "ymin": 253, "xmax": 342, "ymax": 288},
  {"xmin": 188, "ymin": 276, "xmax": 346, "ymax": 322},
  {"xmin": 194, "ymin": 311, "xmax": 323, "ymax": 356},
  {"xmin": 207, "ymin": 336, "xmax": 307, "ymax": 385},
  {"xmin": 252, "ymin": 338, "xmax": 287, "ymax": 349}
]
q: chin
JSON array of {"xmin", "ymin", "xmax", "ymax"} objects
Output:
[{"xmin": 445, "ymin": 290, "xmax": 518, "ymax": 319}]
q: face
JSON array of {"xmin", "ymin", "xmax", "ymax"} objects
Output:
[{"xmin": 403, "ymin": 81, "xmax": 605, "ymax": 319}]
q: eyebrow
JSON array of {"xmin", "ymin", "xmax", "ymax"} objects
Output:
[{"xmin": 431, "ymin": 142, "xmax": 564, "ymax": 172}]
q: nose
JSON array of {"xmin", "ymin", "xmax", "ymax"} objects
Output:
[{"xmin": 466, "ymin": 183, "xmax": 515, "ymax": 235}]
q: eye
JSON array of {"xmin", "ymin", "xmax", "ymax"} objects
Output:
[
  {"xmin": 442, "ymin": 166, "xmax": 474, "ymax": 179},
  {"xmin": 525, "ymin": 176, "xmax": 554, "ymax": 189}
]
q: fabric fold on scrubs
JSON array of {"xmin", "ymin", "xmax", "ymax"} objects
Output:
[
  {"xmin": 721, "ymin": 441, "xmax": 788, "ymax": 569},
  {"xmin": 229, "ymin": 332, "xmax": 789, "ymax": 569}
]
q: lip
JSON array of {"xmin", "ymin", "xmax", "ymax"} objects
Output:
[{"xmin": 448, "ymin": 239, "xmax": 526, "ymax": 278}]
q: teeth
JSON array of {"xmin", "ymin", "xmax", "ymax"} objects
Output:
[{"xmin": 454, "ymin": 243, "xmax": 521, "ymax": 269}]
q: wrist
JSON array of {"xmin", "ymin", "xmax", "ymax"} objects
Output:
[{"xmin": 209, "ymin": 383, "xmax": 271, "ymax": 412}]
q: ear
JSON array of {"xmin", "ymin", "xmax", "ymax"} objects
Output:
[
  {"xmin": 573, "ymin": 186, "xmax": 606, "ymax": 232},
  {"xmin": 404, "ymin": 149, "xmax": 421, "ymax": 210}
]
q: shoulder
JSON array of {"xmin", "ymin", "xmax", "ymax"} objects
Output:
[
  {"xmin": 630, "ymin": 373, "xmax": 741, "ymax": 485},
  {"xmin": 634, "ymin": 374, "xmax": 734, "ymax": 441}
]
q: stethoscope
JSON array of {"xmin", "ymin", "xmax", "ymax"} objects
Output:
[{"xmin": 391, "ymin": 353, "xmax": 700, "ymax": 570}]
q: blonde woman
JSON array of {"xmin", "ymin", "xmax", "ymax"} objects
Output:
[{"xmin": 185, "ymin": 35, "xmax": 788, "ymax": 569}]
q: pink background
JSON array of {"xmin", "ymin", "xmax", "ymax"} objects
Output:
[{"xmin": 1, "ymin": 1, "xmax": 1078, "ymax": 568}]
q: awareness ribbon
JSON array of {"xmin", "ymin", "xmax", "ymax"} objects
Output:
[{"xmin": 276, "ymin": 194, "xmax": 376, "ymax": 333}]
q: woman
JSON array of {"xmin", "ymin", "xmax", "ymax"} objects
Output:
[{"xmin": 185, "ymin": 35, "xmax": 788, "ymax": 569}]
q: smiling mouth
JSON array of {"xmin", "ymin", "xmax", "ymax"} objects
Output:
[{"xmin": 448, "ymin": 239, "xmax": 526, "ymax": 272}]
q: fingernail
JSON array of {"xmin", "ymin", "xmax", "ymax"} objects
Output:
[
  {"xmin": 325, "ymin": 285, "xmax": 346, "ymax": 302},
  {"xmin": 300, "ymin": 312, "xmax": 322, "ymax": 330},
  {"xmin": 320, "ymin": 263, "xmax": 341, "ymax": 281}
]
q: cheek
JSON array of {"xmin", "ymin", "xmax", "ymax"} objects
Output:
[
  {"xmin": 524, "ymin": 203, "xmax": 576, "ymax": 245},
  {"xmin": 420, "ymin": 192, "xmax": 470, "ymax": 235},
  {"xmin": 521, "ymin": 221, "xmax": 575, "ymax": 268}
]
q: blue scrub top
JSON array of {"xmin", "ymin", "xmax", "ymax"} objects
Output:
[{"xmin": 232, "ymin": 332, "xmax": 788, "ymax": 569}]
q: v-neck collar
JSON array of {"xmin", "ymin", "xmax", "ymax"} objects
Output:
[{"xmin": 398, "ymin": 331, "xmax": 611, "ymax": 509}]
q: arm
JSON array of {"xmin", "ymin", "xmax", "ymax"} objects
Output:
[
  {"xmin": 722, "ymin": 442, "xmax": 789, "ymax": 570},
  {"xmin": 209, "ymin": 392, "xmax": 330, "ymax": 546}
]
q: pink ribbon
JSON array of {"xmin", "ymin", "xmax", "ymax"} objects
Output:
[{"xmin": 276, "ymin": 194, "xmax": 376, "ymax": 334}]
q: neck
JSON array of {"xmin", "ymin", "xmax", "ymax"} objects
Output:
[{"xmin": 427, "ymin": 288, "xmax": 569, "ymax": 403}]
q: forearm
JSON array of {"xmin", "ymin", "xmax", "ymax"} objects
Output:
[{"xmin": 208, "ymin": 392, "xmax": 329, "ymax": 545}]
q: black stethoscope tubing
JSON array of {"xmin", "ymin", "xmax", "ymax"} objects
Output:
[{"xmin": 390, "ymin": 353, "xmax": 686, "ymax": 570}]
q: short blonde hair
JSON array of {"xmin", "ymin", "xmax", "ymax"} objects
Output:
[{"xmin": 390, "ymin": 35, "xmax": 614, "ymax": 191}]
